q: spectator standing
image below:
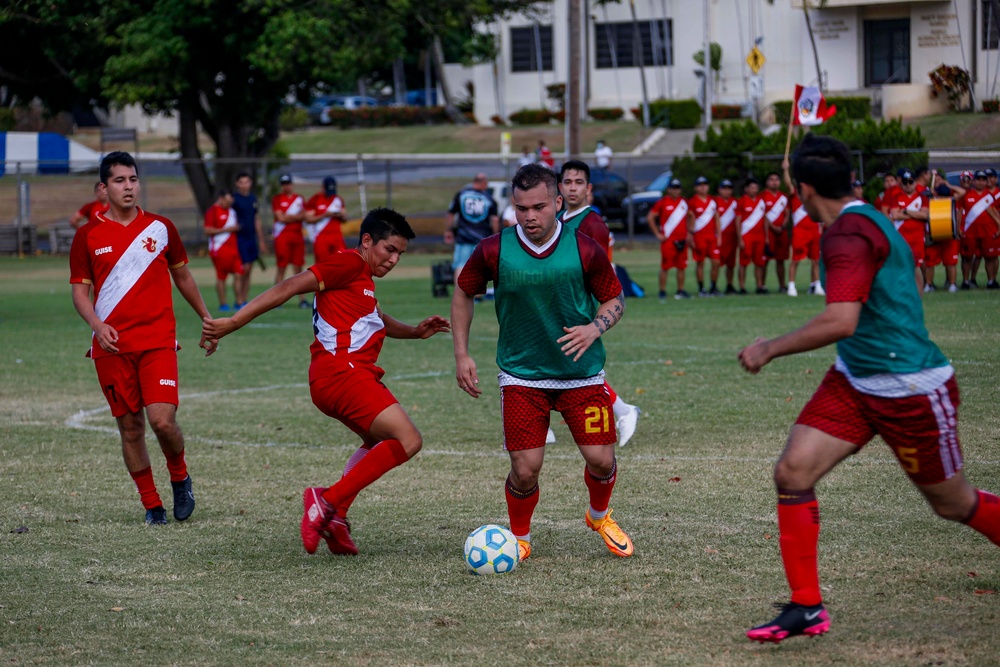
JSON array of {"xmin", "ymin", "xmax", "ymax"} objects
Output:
[
  {"xmin": 443, "ymin": 173, "xmax": 499, "ymax": 287},
  {"xmin": 595, "ymin": 140, "xmax": 613, "ymax": 170},
  {"xmin": 233, "ymin": 172, "xmax": 268, "ymax": 309}
]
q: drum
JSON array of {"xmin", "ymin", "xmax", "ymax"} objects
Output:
[{"xmin": 927, "ymin": 198, "xmax": 957, "ymax": 241}]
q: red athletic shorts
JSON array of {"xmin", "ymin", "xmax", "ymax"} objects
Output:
[
  {"xmin": 210, "ymin": 248, "xmax": 245, "ymax": 281},
  {"xmin": 313, "ymin": 232, "xmax": 347, "ymax": 263},
  {"xmin": 740, "ymin": 235, "xmax": 767, "ymax": 267},
  {"xmin": 500, "ymin": 383, "xmax": 617, "ymax": 451},
  {"xmin": 309, "ymin": 360, "xmax": 397, "ymax": 437},
  {"xmin": 925, "ymin": 239, "xmax": 959, "ymax": 267},
  {"xmin": 791, "ymin": 224, "xmax": 820, "ymax": 262},
  {"xmin": 659, "ymin": 239, "xmax": 688, "ymax": 270},
  {"xmin": 900, "ymin": 227, "xmax": 926, "ymax": 267},
  {"xmin": 796, "ymin": 366, "xmax": 962, "ymax": 485},
  {"xmin": 274, "ymin": 229, "xmax": 305, "ymax": 268},
  {"xmin": 960, "ymin": 222, "xmax": 1000, "ymax": 258},
  {"xmin": 767, "ymin": 227, "xmax": 791, "ymax": 261},
  {"xmin": 690, "ymin": 229, "xmax": 720, "ymax": 262},
  {"xmin": 94, "ymin": 348, "xmax": 179, "ymax": 417},
  {"xmin": 718, "ymin": 229, "xmax": 738, "ymax": 268}
]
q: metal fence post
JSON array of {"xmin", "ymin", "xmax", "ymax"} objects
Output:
[
  {"xmin": 626, "ymin": 156, "xmax": 634, "ymax": 247},
  {"xmin": 857, "ymin": 151, "xmax": 865, "ymax": 182},
  {"xmin": 357, "ymin": 155, "xmax": 368, "ymax": 213},
  {"xmin": 386, "ymin": 159, "xmax": 392, "ymax": 208}
]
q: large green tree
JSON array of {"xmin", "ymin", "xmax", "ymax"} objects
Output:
[{"xmin": 0, "ymin": 0, "xmax": 541, "ymax": 212}]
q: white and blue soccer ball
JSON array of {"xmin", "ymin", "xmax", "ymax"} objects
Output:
[{"xmin": 463, "ymin": 524, "xmax": 519, "ymax": 575}]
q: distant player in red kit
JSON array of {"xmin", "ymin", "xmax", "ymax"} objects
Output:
[
  {"xmin": 271, "ymin": 173, "xmax": 309, "ymax": 308},
  {"xmin": 885, "ymin": 168, "xmax": 929, "ymax": 292},
  {"xmin": 304, "ymin": 176, "xmax": 347, "ymax": 262},
  {"xmin": 648, "ymin": 178, "xmax": 691, "ymax": 301},
  {"xmin": 783, "ymin": 160, "xmax": 824, "ymax": 297},
  {"xmin": 70, "ymin": 151, "xmax": 217, "ymax": 525},
  {"xmin": 762, "ymin": 172, "xmax": 790, "ymax": 294},
  {"xmin": 688, "ymin": 176, "xmax": 722, "ymax": 296},
  {"xmin": 70, "ymin": 182, "xmax": 109, "ymax": 229},
  {"xmin": 202, "ymin": 208, "xmax": 450, "ymax": 556},
  {"xmin": 715, "ymin": 179, "xmax": 740, "ymax": 294},
  {"xmin": 204, "ymin": 189, "xmax": 244, "ymax": 312},
  {"xmin": 736, "ymin": 178, "xmax": 767, "ymax": 294}
]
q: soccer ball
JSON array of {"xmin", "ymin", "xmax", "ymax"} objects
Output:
[{"xmin": 463, "ymin": 524, "xmax": 519, "ymax": 575}]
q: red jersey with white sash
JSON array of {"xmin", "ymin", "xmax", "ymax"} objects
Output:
[
  {"xmin": 688, "ymin": 194, "xmax": 718, "ymax": 239},
  {"xmin": 875, "ymin": 187, "xmax": 901, "ymax": 213},
  {"xmin": 650, "ymin": 195, "xmax": 689, "ymax": 241},
  {"xmin": 762, "ymin": 190, "xmax": 789, "ymax": 230},
  {"xmin": 272, "ymin": 193, "xmax": 305, "ymax": 239},
  {"xmin": 887, "ymin": 189, "xmax": 929, "ymax": 244},
  {"xmin": 715, "ymin": 196, "xmax": 737, "ymax": 236},
  {"xmin": 69, "ymin": 208, "xmax": 188, "ymax": 359},
  {"xmin": 204, "ymin": 204, "xmax": 239, "ymax": 255},
  {"xmin": 789, "ymin": 195, "xmax": 819, "ymax": 237},
  {"xmin": 307, "ymin": 249, "xmax": 385, "ymax": 382},
  {"xmin": 305, "ymin": 193, "xmax": 346, "ymax": 248},
  {"xmin": 959, "ymin": 188, "xmax": 997, "ymax": 234},
  {"xmin": 737, "ymin": 195, "xmax": 765, "ymax": 239}
]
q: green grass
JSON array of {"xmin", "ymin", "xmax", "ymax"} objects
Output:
[
  {"xmin": 903, "ymin": 113, "xmax": 1000, "ymax": 149},
  {"xmin": 1, "ymin": 253, "xmax": 999, "ymax": 666}
]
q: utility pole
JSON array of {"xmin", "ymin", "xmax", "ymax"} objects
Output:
[
  {"xmin": 568, "ymin": 0, "xmax": 582, "ymax": 157},
  {"xmin": 703, "ymin": 0, "xmax": 712, "ymax": 128}
]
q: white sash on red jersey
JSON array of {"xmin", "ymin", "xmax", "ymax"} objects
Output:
[
  {"xmin": 273, "ymin": 222, "xmax": 286, "ymax": 238},
  {"xmin": 895, "ymin": 196, "xmax": 923, "ymax": 231},
  {"xmin": 208, "ymin": 208, "xmax": 238, "ymax": 253},
  {"xmin": 274, "ymin": 196, "xmax": 304, "ymax": 239},
  {"xmin": 692, "ymin": 199, "xmax": 718, "ymax": 232},
  {"xmin": 661, "ymin": 200, "xmax": 689, "ymax": 238},
  {"xmin": 964, "ymin": 193, "xmax": 994, "ymax": 231},
  {"xmin": 765, "ymin": 194, "xmax": 788, "ymax": 223},
  {"xmin": 95, "ymin": 220, "xmax": 169, "ymax": 322},
  {"xmin": 718, "ymin": 200, "xmax": 736, "ymax": 231},
  {"xmin": 741, "ymin": 200, "xmax": 765, "ymax": 235},
  {"xmin": 314, "ymin": 305, "xmax": 385, "ymax": 356},
  {"xmin": 309, "ymin": 197, "xmax": 343, "ymax": 241},
  {"xmin": 791, "ymin": 205, "xmax": 809, "ymax": 226}
]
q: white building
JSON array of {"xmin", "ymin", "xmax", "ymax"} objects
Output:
[{"xmin": 445, "ymin": 0, "xmax": 998, "ymax": 124}]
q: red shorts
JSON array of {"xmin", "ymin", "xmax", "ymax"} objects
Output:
[
  {"xmin": 210, "ymin": 248, "xmax": 245, "ymax": 281},
  {"xmin": 690, "ymin": 229, "xmax": 720, "ymax": 262},
  {"xmin": 274, "ymin": 229, "xmax": 305, "ymax": 268},
  {"xmin": 94, "ymin": 348, "xmax": 179, "ymax": 417},
  {"xmin": 925, "ymin": 239, "xmax": 959, "ymax": 267},
  {"xmin": 309, "ymin": 360, "xmax": 397, "ymax": 437},
  {"xmin": 900, "ymin": 228, "xmax": 926, "ymax": 267},
  {"xmin": 796, "ymin": 367, "xmax": 962, "ymax": 485},
  {"xmin": 313, "ymin": 232, "xmax": 347, "ymax": 263},
  {"xmin": 659, "ymin": 238, "xmax": 688, "ymax": 270},
  {"xmin": 791, "ymin": 225, "xmax": 820, "ymax": 262},
  {"xmin": 960, "ymin": 224, "xmax": 1000, "ymax": 258},
  {"xmin": 740, "ymin": 235, "xmax": 767, "ymax": 267},
  {"xmin": 500, "ymin": 383, "xmax": 616, "ymax": 451},
  {"xmin": 767, "ymin": 228, "xmax": 790, "ymax": 261},
  {"xmin": 718, "ymin": 229, "xmax": 738, "ymax": 268}
]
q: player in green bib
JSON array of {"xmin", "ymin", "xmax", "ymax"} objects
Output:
[
  {"xmin": 452, "ymin": 164, "xmax": 634, "ymax": 562},
  {"xmin": 739, "ymin": 135, "xmax": 1000, "ymax": 644}
]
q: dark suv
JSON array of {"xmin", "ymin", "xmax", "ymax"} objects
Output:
[{"xmin": 590, "ymin": 169, "xmax": 628, "ymax": 223}]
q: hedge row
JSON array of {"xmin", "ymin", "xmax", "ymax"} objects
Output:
[
  {"xmin": 315, "ymin": 106, "xmax": 474, "ymax": 128},
  {"xmin": 772, "ymin": 95, "xmax": 871, "ymax": 125},
  {"xmin": 506, "ymin": 107, "xmax": 625, "ymax": 124}
]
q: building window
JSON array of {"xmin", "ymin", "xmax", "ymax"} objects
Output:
[
  {"xmin": 595, "ymin": 19, "xmax": 673, "ymax": 69},
  {"xmin": 864, "ymin": 19, "xmax": 910, "ymax": 86},
  {"xmin": 984, "ymin": 1, "xmax": 1000, "ymax": 50},
  {"xmin": 511, "ymin": 25, "xmax": 553, "ymax": 72}
]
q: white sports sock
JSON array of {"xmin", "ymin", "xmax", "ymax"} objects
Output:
[
  {"xmin": 612, "ymin": 396, "xmax": 631, "ymax": 420},
  {"xmin": 514, "ymin": 532, "xmax": 530, "ymax": 542},
  {"xmin": 588, "ymin": 507, "xmax": 609, "ymax": 521}
]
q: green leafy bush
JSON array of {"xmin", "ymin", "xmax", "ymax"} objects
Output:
[
  {"xmin": 0, "ymin": 108, "xmax": 15, "ymax": 131},
  {"xmin": 279, "ymin": 106, "xmax": 311, "ymax": 132},
  {"xmin": 509, "ymin": 108, "xmax": 553, "ymax": 125},
  {"xmin": 648, "ymin": 99, "xmax": 702, "ymax": 129},
  {"xmin": 588, "ymin": 107, "xmax": 624, "ymax": 121},
  {"xmin": 984, "ymin": 99, "xmax": 1000, "ymax": 113},
  {"xmin": 322, "ymin": 106, "xmax": 451, "ymax": 128},
  {"xmin": 773, "ymin": 95, "xmax": 871, "ymax": 125}
]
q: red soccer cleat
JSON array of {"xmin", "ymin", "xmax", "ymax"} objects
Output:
[
  {"xmin": 320, "ymin": 513, "xmax": 358, "ymax": 555},
  {"xmin": 301, "ymin": 486, "xmax": 331, "ymax": 554}
]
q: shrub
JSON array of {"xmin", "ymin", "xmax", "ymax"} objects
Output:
[
  {"xmin": 279, "ymin": 106, "xmax": 311, "ymax": 132},
  {"xmin": 546, "ymin": 83, "xmax": 566, "ymax": 110},
  {"xmin": 773, "ymin": 95, "xmax": 871, "ymax": 125},
  {"xmin": 648, "ymin": 98, "xmax": 702, "ymax": 129},
  {"xmin": 929, "ymin": 64, "xmax": 971, "ymax": 111},
  {"xmin": 491, "ymin": 114, "xmax": 506, "ymax": 126},
  {"xmin": 0, "ymin": 108, "xmax": 14, "ymax": 132},
  {"xmin": 509, "ymin": 108, "xmax": 553, "ymax": 125},
  {"xmin": 320, "ymin": 105, "xmax": 453, "ymax": 129},
  {"xmin": 588, "ymin": 107, "xmax": 624, "ymax": 121},
  {"xmin": 984, "ymin": 99, "xmax": 1000, "ymax": 113},
  {"xmin": 711, "ymin": 104, "xmax": 743, "ymax": 119}
]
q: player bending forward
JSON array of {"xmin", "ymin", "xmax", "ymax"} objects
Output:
[
  {"xmin": 452, "ymin": 163, "xmax": 633, "ymax": 562},
  {"xmin": 203, "ymin": 208, "xmax": 450, "ymax": 555},
  {"xmin": 739, "ymin": 135, "xmax": 1000, "ymax": 643}
]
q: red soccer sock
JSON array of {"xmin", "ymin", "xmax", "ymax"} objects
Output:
[
  {"xmin": 163, "ymin": 449, "xmax": 188, "ymax": 483},
  {"xmin": 777, "ymin": 487, "xmax": 822, "ymax": 607},
  {"xmin": 584, "ymin": 459, "xmax": 617, "ymax": 515},
  {"xmin": 321, "ymin": 439, "xmax": 409, "ymax": 510},
  {"xmin": 505, "ymin": 476, "xmax": 539, "ymax": 538},
  {"xmin": 605, "ymin": 382, "xmax": 618, "ymax": 404},
  {"xmin": 963, "ymin": 490, "xmax": 1000, "ymax": 546},
  {"xmin": 129, "ymin": 466, "xmax": 163, "ymax": 509},
  {"xmin": 336, "ymin": 444, "xmax": 376, "ymax": 517}
]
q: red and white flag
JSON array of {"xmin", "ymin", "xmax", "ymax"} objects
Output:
[{"xmin": 792, "ymin": 85, "xmax": 837, "ymax": 126}]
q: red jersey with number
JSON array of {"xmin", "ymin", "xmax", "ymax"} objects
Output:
[
  {"xmin": 272, "ymin": 193, "xmax": 305, "ymax": 239},
  {"xmin": 307, "ymin": 250, "xmax": 384, "ymax": 381},
  {"xmin": 69, "ymin": 209, "xmax": 188, "ymax": 359},
  {"xmin": 737, "ymin": 194, "xmax": 765, "ymax": 239},
  {"xmin": 650, "ymin": 196, "xmax": 689, "ymax": 241},
  {"xmin": 958, "ymin": 188, "xmax": 998, "ymax": 234},
  {"xmin": 204, "ymin": 204, "xmax": 239, "ymax": 255},
  {"xmin": 305, "ymin": 193, "xmax": 346, "ymax": 248},
  {"xmin": 688, "ymin": 195, "xmax": 718, "ymax": 237}
]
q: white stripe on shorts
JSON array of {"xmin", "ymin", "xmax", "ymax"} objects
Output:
[{"xmin": 928, "ymin": 384, "xmax": 962, "ymax": 479}]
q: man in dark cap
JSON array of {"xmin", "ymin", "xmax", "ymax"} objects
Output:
[{"xmin": 304, "ymin": 176, "xmax": 348, "ymax": 262}]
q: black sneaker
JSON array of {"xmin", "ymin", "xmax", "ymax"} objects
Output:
[
  {"xmin": 987, "ymin": 280, "xmax": 1000, "ymax": 290},
  {"xmin": 971, "ymin": 280, "xmax": 980, "ymax": 289},
  {"xmin": 961, "ymin": 281, "xmax": 972, "ymax": 290},
  {"xmin": 725, "ymin": 285, "xmax": 737, "ymax": 295},
  {"xmin": 746, "ymin": 602, "xmax": 830, "ymax": 644},
  {"xmin": 145, "ymin": 506, "xmax": 168, "ymax": 525},
  {"xmin": 708, "ymin": 287, "xmax": 723, "ymax": 296},
  {"xmin": 674, "ymin": 290, "xmax": 691, "ymax": 299},
  {"xmin": 658, "ymin": 290, "xmax": 667, "ymax": 303},
  {"xmin": 738, "ymin": 288, "xmax": 748, "ymax": 295},
  {"xmin": 171, "ymin": 476, "xmax": 195, "ymax": 521},
  {"xmin": 756, "ymin": 287, "xmax": 770, "ymax": 295},
  {"xmin": 298, "ymin": 300, "xmax": 311, "ymax": 309},
  {"xmin": 697, "ymin": 288, "xmax": 709, "ymax": 297}
]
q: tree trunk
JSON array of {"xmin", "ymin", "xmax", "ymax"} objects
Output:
[
  {"xmin": 178, "ymin": 95, "xmax": 213, "ymax": 215},
  {"xmin": 430, "ymin": 34, "xmax": 468, "ymax": 124}
]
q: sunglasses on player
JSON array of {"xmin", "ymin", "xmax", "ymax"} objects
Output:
[{"xmin": 902, "ymin": 179, "xmax": 915, "ymax": 185}]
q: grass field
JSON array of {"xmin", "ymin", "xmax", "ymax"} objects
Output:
[{"xmin": 1, "ymin": 251, "xmax": 999, "ymax": 666}]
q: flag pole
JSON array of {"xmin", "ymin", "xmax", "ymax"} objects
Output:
[{"xmin": 784, "ymin": 112, "xmax": 795, "ymax": 162}]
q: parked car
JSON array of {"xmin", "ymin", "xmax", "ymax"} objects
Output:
[
  {"xmin": 621, "ymin": 170, "xmax": 672, "ymax": 223},
  {"xmin": 333, "ymin": 95, "xmax": 378, "ymax": 110},
  {"xmin": 589, "ymin": 169, "xmax": 629, "ymax": 225},
  {"xmin": 306, "ymin": 95, "xmax": 341, "ymax": 125}
]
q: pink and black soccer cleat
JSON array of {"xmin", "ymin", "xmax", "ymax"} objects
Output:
[{"xmin": 747, "ymin": 602, "xmax": 830, "ymax": 643}]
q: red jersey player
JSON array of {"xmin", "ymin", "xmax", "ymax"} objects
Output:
[
  {"xmin": 925, "ymin": 175, "xmax": 963, "ymax": 293},
  {"xmin": 688, "ymin": 176, "xmax": 721, "ymax": 296},
  {"xmin": 70, "ymin": 151, "xmax": 217, "ymax": 525},
  {"xmin": 204, "ymin": 189, "xmax": 244, "ymax": 312},
  {"xmin": 874, "ymin": 172, "xmax": 901, "ymax": 213},
  {"xmin": 740, "ymin": 134, "xmax": 1000, "ymax": 643},
  {"xmin": 885, "ymin": 168, "xmax": 930, "ymax": 291},
  {"xmin": 558, "ymin": 160, "xmax": 641, "ymax": 447},
  {"xmin": 715, "ymin": 179, "xmax": 739, "ymax": 294},
  {"xmin": 202, "ymin": 208, "xmax": 450, "ymax": 556},
  {"xmin": 647, "ymin": 178, "xmax": 691, "ymax": 300},
  {"xmin": 957, "ymin": 170, "xmax": 1000, "ymax": 289},
  {"xmin": 782, "ymin": 160, "xmax": 824, "ymax": 297},
  {"xmin": 70, "ymin": 182, "xmax": 109, "ymax": 229},
  {"xmin": 271, "ymin": 173, "xmax": 309, "ymax": 308},
  {"xmin": 304, "ymin": 176, "xmax": 347, "ymax": 262},
  {"xmin": 762, "ymin": 172, "xmax": 790, "ymax": 293},
  {"xmin": 736, "ymin": 178, "xmax": 767, "ymax": 294}
]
